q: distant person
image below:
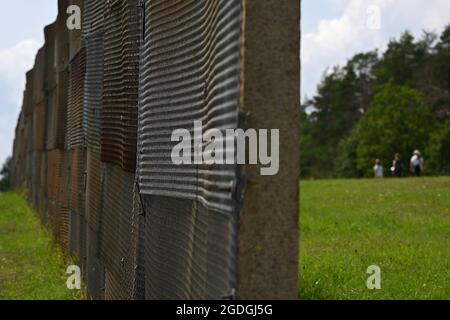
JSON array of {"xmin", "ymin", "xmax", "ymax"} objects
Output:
[
  {"xmin": 373, "ymin": 159, "xmax": 384, "ymax": 178},
  {"xmin": 410, "ymin": 150, "xmax": 424, "ymax": 177},
  {"xmin": 391, "ymin": 153, "xmax": 403, "ymax": 177}
]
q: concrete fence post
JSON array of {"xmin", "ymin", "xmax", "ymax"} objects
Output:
[{"xmin": 238, "ymin": 0, "xmax": 301, "ymax": 300}]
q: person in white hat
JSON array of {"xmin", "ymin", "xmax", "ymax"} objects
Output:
[{"xmin": 410, "ymin": 150, "xmax": 424, "ymax": 177}]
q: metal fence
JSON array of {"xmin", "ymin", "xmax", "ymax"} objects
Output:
[{"xmin": 11, "ymin": 0, "xmax": 243, "ymax": 300}]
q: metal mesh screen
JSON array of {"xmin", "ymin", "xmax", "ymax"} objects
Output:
[
  {"xmin": 47, "ymin": 149, "xmax": 63, "ymax": 236},
  {"xmin": 100, "ymin": 163, "xmax": 139, "ymax": 299},
  {"xmin": 11, "ymin": 0, "xmax": 245, "ymax": 300},
  {"xmin": 137, "ymin": 0, "xmax": 242, "ymax": 214},
  {"xmin": 101, "ymin": 0, "xmax": 140, "ymax": 173},
  {"xmin": 67, "ymin": 48, "xmax": 87, "ymax": 150},
  {"xmin": 83, "ymin": 34, "xmax": 104, "ymax": 150},
  {"xmin": 137, "ymin": 0, "xmax": 242, "ymax": 299},
  {"xmin": 142, "ymin": 195, "xmax": 238, "ymax": 300},
  {"xmin": 53, "ymin": 149, "xmax": 70, "ymax": 250}
]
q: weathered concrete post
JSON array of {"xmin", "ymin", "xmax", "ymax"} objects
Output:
[{"xmin": 238, "ymin": 0, "xmax": 301, "ymax": 299}]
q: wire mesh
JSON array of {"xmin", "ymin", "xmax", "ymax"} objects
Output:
[
  {"xmin": 137, "ymin": 0, "xmax": 242, "ymax": 214},
  {"xmin": 142, "ymin": 195, "xmax": 238, "ymax": 300},
  {"xmin": 100, "ymin": 163, "xmax": 138, "ymax": 299},
  {"xmin": 137, "ymin": 0, "xmax": 242, "ymax": 299},
  {"xmin": 67, "ymin": 48, "xmax": 87, "ymax": 150},
  {"xmin": 11, "ymin": 0, "xmax": 245, "ymax": 301},
  {"xmin": 101, "ymin": 0, "xmax": 140, "ymax": 173}
]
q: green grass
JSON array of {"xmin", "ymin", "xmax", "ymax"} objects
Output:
[
  {"xmin": 299, "ymin": 177, "xmax": 450, "ymax": 300},
  {"xmin": 0, "ymin": 192, "xmax": 83, "ymax": 300}
]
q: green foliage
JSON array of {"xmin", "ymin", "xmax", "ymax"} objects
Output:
[
  {"xmin": 335, "ymin": 130, "xmax": 360, "ymax": 178},
  {"xmin": 355, "ymin": 84, "xmax": 433, "ymax": 177},
  {"xmin": 426, "ymin": 120, "xmax": 450, "ymax": 175},
  {"xmin": 301, "ymin": 51, "xmax": 379, "ymax": 178},
  {"xmin": 301, "ymin": 25, "xmax": 450, "ymax": 178},
  {"xmin": 300, "ymin": 177, "xmax": 450, "ymax": 300},
  {"xmin": 0, "ymin": 156, "xmax": 11, "ymax": 191}
]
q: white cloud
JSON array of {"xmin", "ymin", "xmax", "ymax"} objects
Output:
[
  {"xmin": 302, "ymin": 0, "xmax": 450, "ymax": 100},
  {"xmin": 0, "ymin": 39, "xmax": 40, "ymax": 107},
  {"xmin": 0, "ymin": 39, "xmax": 40, "ymax": 166}
]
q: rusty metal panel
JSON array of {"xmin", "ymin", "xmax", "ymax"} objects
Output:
[
  {"xmin": 47, "ymin": 149, "xmax": 63, "ymax": 235},
  {"xmin": 67, "ymin": 147, "xmax": 87, "ymax": 272},
  {"xmin": 24, "ymin": 71, "xmax": 35, "ymax": 116},
  {"xmin": 69, "ymin": 147, "xmax": 86, "ymax": 217},
  {"xmin": 46, "ymin": 88, "xmax": 59, "ymax": 149},
  {"xmin": 44, "ymin": 23, "xmax": 57, "ymax": 90},
  {"xmin": 38, "ymin": 152, "xmax": 48, "ymax": 224},
  {"xmin": 101, "ymin": 0, "xmax": 140, "ymax": 173},
  {"xmin": 57, "ymin": 151, "xmax": 71, "ymax": 251},
  {"xmin": 53, "ymin": 70, "xmax": 69, "ymax": 149},
  {"xmin": 33, "ymin": 102, "xmax": 46, "ymax": 152},
  {"xmin": 67, "ymin": 48, "xmax": 87, "ymax": 150},
  {"xmin": 137, "ymin": 0, "xmax": 242, "ymax": 214},
  {"xmin": 33, "ymin": 47, "xmax": 46, "ymax": 105},
  {"xmin": 55, "ymin": 0, "xmax": 70, "ymax": 71}
]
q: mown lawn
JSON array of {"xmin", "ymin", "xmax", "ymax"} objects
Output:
[
  {"xmin": 0, "ymin": 192, "xmax": 82, "ymax": 300},
  {"xmin": 299, "ymin": 177, "xmax": 450, "ymax": 300}
]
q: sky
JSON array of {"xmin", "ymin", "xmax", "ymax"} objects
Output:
[
  {"xmin": 0, "ymin": 1, "xmax": 57, "ymax": 168},
  {"xmin": 0, "ymin": 1, "xmax": 450, "ymax": 167}
]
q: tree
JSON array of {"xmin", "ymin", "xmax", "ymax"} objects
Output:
[
  {"xmin": 335, "ymin": 129, "xmax": 360, "ymax": 178},
  {"xmin": 300, "ymin": 51, "xmax": 379, "ymax": 178},
  {"xmin": 375, "ymin": 31, "xmax": 430, "ymax": 87},
  {"xmin": 426, "ymin": 120, "xmax": 450, "ymax": 175},
  {"xmin": 355, "ymin": 84, "xmax": 433, "ymax": 177},
  {"xmin": 0, "ymin": 157, "xmax": 12, "ymax": 191}
]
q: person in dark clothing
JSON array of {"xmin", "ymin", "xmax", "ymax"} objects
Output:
[{"xmin": 391, "ymin": 153, "xmax": 403, "ymax": 177}]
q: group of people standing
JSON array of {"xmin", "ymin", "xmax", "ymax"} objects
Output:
[{"xmin": 373, "ymin": 150, "xmax": 424, "ymax": 178}]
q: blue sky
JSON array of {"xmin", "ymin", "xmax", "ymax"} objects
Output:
[
  {"xmin": 0, "ymin": 1, "xmax": 450, "ymax": 167},
  {"xmin": 0, "ymin": 1, "xmax": 57, "ymax": 167}
]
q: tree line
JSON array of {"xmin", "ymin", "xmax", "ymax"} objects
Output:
[{"xmin": 301, "ymin": 25, "xmax": 450, "ymax": 179}]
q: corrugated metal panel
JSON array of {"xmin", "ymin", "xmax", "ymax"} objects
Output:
[
  {"xmin": 87, "ymin": 225, "xmax": 106, "ymax": 300},
  {"xmin": 83, "ymin": 33, "xmax": 104, "ymax": 151},
  {"xmin": 46, "ymin": 88, "xmax": 59, "ymax": 149},
  {"xmin": 47, "ymin": 149, "xmax": 63, "ymax": 234},
  {"xmin": 101, "ymin": 0, "xmax": 140, "ymax": 173},
  {"xmin": 100, "ymin": 163, "xmax": 138, "ymax": 299},
  {"xmin": 142, "ymin": 195, "xmax": 238, "ymax": 299},
  {"xmin": 33, "ymin": 47, "xmax": 46, "ymax": 105},
  {"xmin": 57, "ymin": 151, "xmax": 71, "ymax": 251},
  {"xmin": 44, "ymin": 23, "xmax": 57, "ymax": 90},
  {"xmin": 83, "ymin": 0, "xmax": 106, "ymax": 37},
  {"xmin": 137, "ymin": 0, "xmax": 242, "ymax": 214},
  {"xmin": 136, "ymin": 0, "xmax": 243, "ymax": 300},
  {"xmin": 69, "ymin": 147, "xmax": 86, "ymax": 218},
  {"xmin": 86, "ymin": 149, "xmax": 103, "ymax": 234},
  {"xmin": 55, "ymin": 0, "xmax": 70, "ymax": 71},
  {"xmin": 33, "ymin": 102, "xmax": 46, "ymax": 151},
  {"xmin": 24, "ymin": 71, "xmax": 34, "ymax": 117},
  {"xmin": 67, "ymin": 48, "xmax": 87, "ymax": 150},
  {"xmin": 54, "ymin": 70, "xmax": 69, "ymax": 149}
]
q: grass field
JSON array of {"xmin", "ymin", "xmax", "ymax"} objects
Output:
[
  {"xmin": 0, "ymin": 192, "xmax": 82, "ymax": 300},
  {"xmin": 299, "ymin": 177, "xmax": 450, "ymax": 300}
]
